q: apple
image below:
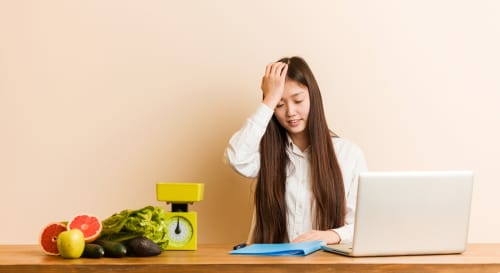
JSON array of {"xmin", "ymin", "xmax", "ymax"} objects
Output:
[{"xmin": 57, "ymin": 229, "xmax": 85, "ymax": 258}]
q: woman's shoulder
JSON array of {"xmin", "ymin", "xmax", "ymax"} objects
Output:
[
  {"xmin": 332, "ymin": 137, "xmax": 359, "ymax": 149},
  {"xmin": 332, "ymin": 137, "xmax": 365, "ymax": 159},
  {"xmin": 332, "ymin": 137, "xmax": 368, "ymax": 173}
]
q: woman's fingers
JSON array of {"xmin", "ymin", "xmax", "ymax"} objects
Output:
[
  {"xmin": 272, "ymin": 62, "xmax": 286, "ymax": 77},
  {"xmin": 261, "ymin": 61, "xmax": 288, "ymax": 109},
  {"xmin": 269, "ymin": 62, "xmax": 280, "ymax": 75},
  {"xmin": 265, "ymin": 63, "xmax": 272, "ymax": 77},
  {"xmin": 266, "ymin": 62, "xmax": 288, "ymax": 78},
  {"xmin": 280, "ymin": 62, "xmax": 288, "ymax": 77}
]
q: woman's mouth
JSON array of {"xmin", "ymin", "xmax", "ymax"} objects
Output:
[{"xmin": 287, "ymin": 119, "xmax": 301, "ymax": 127}]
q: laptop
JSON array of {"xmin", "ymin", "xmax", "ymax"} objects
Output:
[{"xmin": 322, "ymin": 171, "xmax": 474, "ymax": 257}]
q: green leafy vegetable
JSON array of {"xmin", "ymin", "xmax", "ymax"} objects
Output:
[{"xmin": 100, "ymin": 206, "xmax": 169, "ymax": 250}]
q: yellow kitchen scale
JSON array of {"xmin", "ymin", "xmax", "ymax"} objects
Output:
[{"xmin": 156, "ymin": 182, "xmax": 204, "ymax": 250}]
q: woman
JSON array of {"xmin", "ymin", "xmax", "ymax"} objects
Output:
[{"xmin": 225, "ymin": 56, "xmax": 367, "ymax": 244}]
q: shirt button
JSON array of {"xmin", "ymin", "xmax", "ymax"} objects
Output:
[{"xmin": 298, "ymin": 203, "xmax": 303, "ymax": 209}]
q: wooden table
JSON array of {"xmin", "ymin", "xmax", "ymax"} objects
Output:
[{"xmin": 1, "ymin": 244, "xmax": 500, "ymax": 273}]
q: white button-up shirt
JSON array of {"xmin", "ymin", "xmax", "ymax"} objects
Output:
[{"xmin": 225, "ymin": 103, "xmax": 368, "ymax": 244}]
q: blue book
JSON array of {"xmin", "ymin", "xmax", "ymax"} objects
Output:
[{"xmin": 229, "ymin": 240, "xmax": 324, "ymax": 256}]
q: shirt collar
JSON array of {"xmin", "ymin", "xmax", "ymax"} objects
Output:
[{"xmin": 286, "ymin": 134, "xmax": 310, "ymax": 157}]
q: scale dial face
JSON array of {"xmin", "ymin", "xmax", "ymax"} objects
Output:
[{"xmin": 165, "ymin": 215, "xmax": 193, "ymax": 247}]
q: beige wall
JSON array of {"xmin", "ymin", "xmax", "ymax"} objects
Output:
[{"xmin": 1, "ymin": 1, "xmax": 499, "ymax": 244}]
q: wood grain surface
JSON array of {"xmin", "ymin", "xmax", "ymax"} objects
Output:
[{"xmin": 1, "ymin": 244, "xmax": 500, "ymax": 273}]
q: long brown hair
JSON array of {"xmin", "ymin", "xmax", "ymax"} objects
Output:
[{"xmin": 253, "ymin": 56, "xmax": 345, "ymax": 243}]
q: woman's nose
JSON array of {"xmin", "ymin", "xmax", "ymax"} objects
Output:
[{"xmin": 286, "ymin": 104, "xmax": 296, "ymax": 116}]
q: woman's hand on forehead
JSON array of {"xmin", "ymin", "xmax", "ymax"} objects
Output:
[{"xmin": 261, "ymin": 62, "xmax": 288, "ymax": 109}]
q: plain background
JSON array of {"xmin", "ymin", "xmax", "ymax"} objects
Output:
[{"xmin": 1, "ymin": 1, "xmax": 499, "ymax": 244}]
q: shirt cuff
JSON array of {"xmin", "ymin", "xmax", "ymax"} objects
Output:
[
  {"xmin": 250, "ymin": 103, "xmax": 274, "ymax": 129},
  {"xmin": 332, "ymin": 225, "xmax": 353, "ymax": 245}
]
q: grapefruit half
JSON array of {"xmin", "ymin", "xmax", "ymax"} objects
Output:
[
  {"xmin": 39, "ymin": 222, "xmax": 67, "ymax": 255},
  {"xmin": 67, "ymin": 214, "xmax": 102, "ymax": 243}
]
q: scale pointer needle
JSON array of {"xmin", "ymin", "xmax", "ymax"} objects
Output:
[{"xmin": 175, "ymin": 216, "xmax": 181, "ymax": 234}]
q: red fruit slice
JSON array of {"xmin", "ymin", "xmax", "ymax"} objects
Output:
[
  {"xmin": 67, "ymin": 214, "xmax": 102, "ymax": 243},
  {"xmin": 39, "ymin": 222, "xmax": 67, "ymax": 255}
]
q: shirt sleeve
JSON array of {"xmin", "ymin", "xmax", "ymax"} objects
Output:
[
  {"xmin": 332, "ymin": 142, "xmax": 368, "ymax": 244},
  {"xmin": 224, "ymin": 103, "xmax": 274, "ymax": 178}
]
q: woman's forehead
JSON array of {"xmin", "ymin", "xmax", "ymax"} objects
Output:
[{"xmin": 283, "ymin": 80, "xmax": 308, "ymax": 96}]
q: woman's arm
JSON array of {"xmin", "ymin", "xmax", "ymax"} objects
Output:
[
  {"xmin": 224, "ymin": 61, "xmax": 288, "ymax": 178},
  {"xmin": 332, "ymin": 143, "xmax": 368, "ymax": 244},
  {"xmin": 292, "ymin": 229, "xmax": 341, "ymax": 244},
  {"xmin": 292, "ymin": 140, "xmax": 368, "ymax": 244},
  {"xmin": 224, "ymin": 104, "xmax": 274, "ymax": 178}
]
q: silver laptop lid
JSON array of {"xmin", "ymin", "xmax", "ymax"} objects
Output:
[{"xmin": 351, "ymin": 171, "xmax": 474, "ymax": 256}]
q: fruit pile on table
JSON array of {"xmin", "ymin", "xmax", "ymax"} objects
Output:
[{"xmin": 39, "ymin": 206, "xmax": 168, "ymax": 259}]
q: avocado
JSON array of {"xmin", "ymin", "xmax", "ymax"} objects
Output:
[{"xmin": 126, "ymin": 236, "xmax": 162, "ymax": 257}]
